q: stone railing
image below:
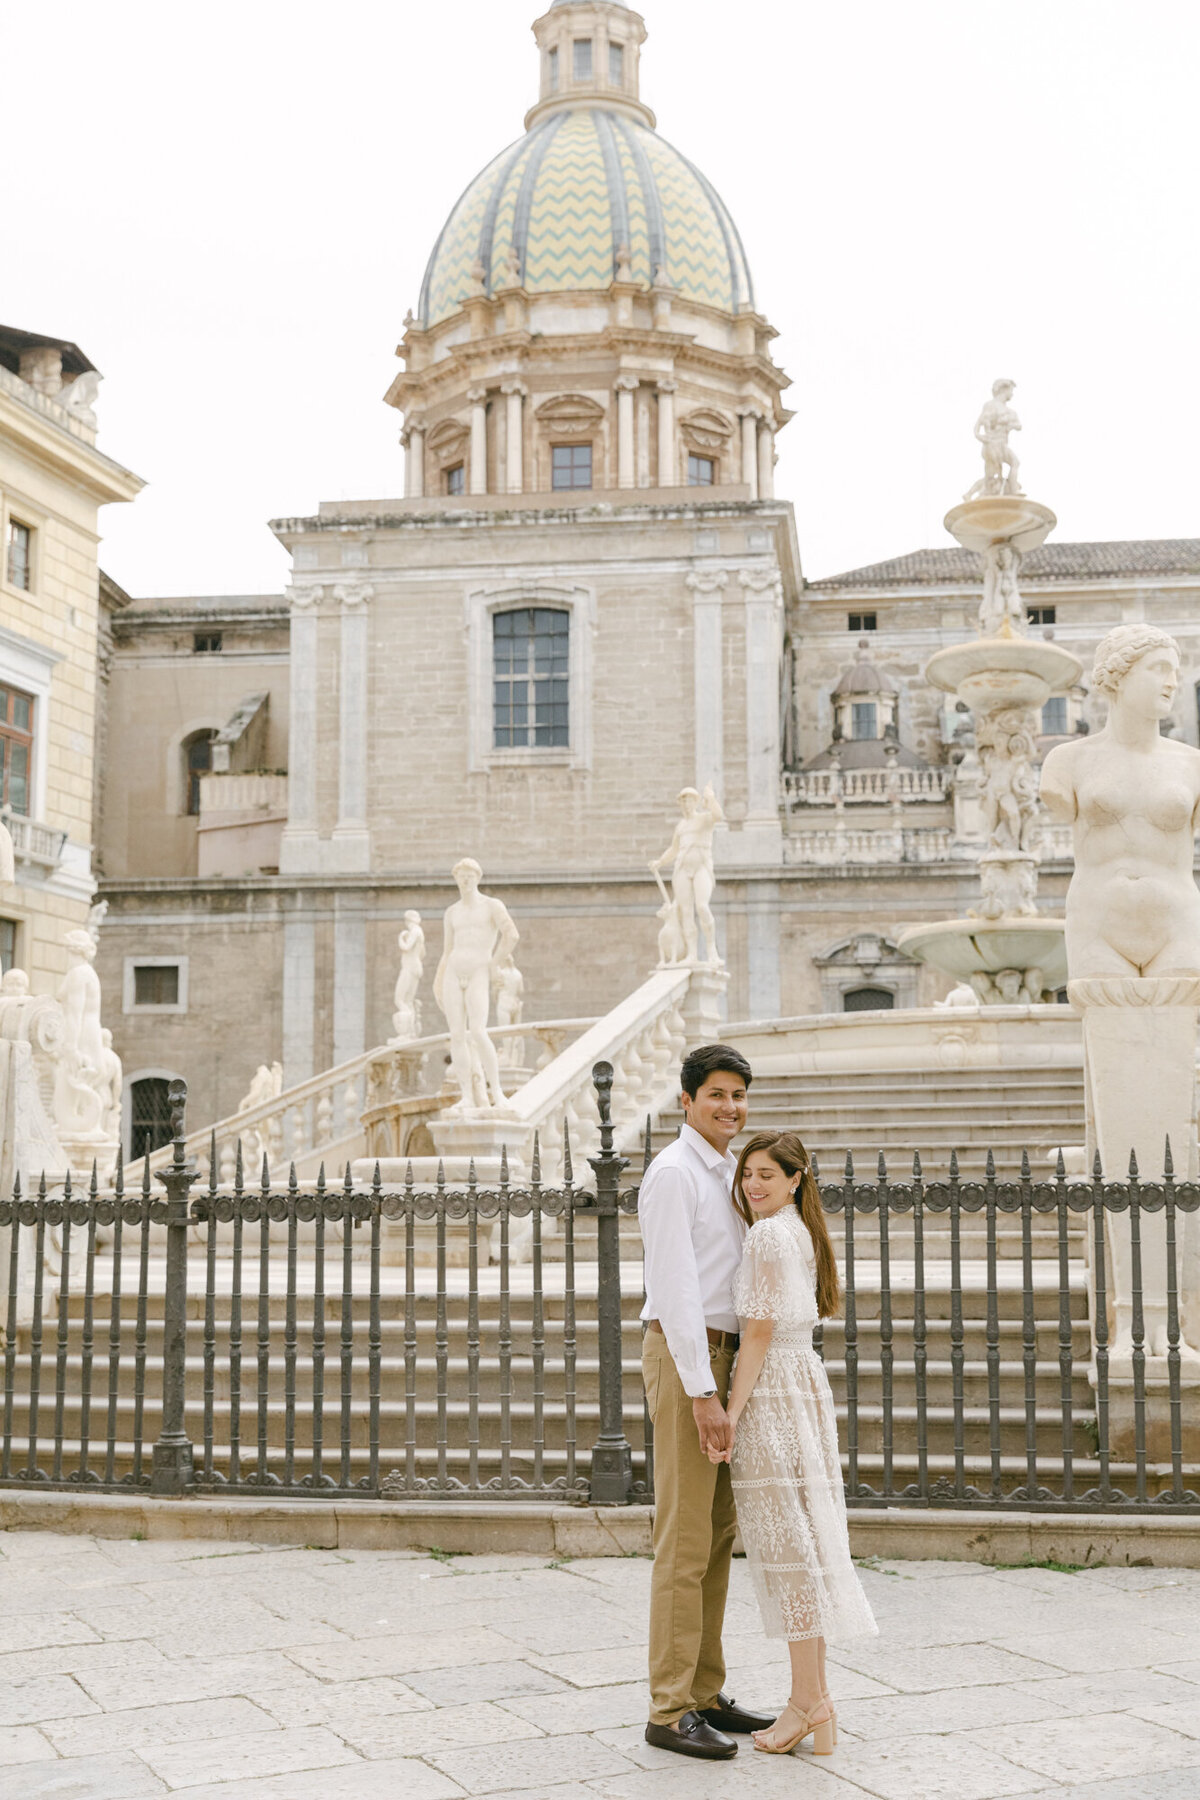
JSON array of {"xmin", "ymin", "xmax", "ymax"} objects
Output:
[
  {"xmin": 198, "ymin": 772, "xmax": 288, "ymax": 816},
  {"xmin": 787, "ymin": 826, "xmax": 962, "ymax": 867},
  {"xmin": 1, "ymin": 810, "xmax": 67, "ymax": 870},
  {"xmin": 782, "ymin": 766, "xmax": 951, "ymax": 807},
  {"xmin": 144, "ymin": 1020, "xmax": 595, "ymax": 1183}
]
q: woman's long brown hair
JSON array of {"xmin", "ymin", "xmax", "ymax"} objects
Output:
[{"xmin": 732, "ymin": 1130, "xmax": 841, "ymax": 1320}]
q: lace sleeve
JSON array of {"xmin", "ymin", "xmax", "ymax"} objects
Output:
[{"xmin": 733, "ymin": 1212, "xmax": 817, "ymax": 1327}]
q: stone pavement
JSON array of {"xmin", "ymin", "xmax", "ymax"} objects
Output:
[{"xmin": 2, "ymin": 1532, "xmax": 1200, "ymax": 1799}]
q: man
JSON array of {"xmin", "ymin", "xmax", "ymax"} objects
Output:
[{"xmin": 639, "ymin": 1043, "xmax": 774, "ymax": 1759}]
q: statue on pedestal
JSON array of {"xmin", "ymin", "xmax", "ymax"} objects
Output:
[
  {"xmin": 53, "ymin": 928, "xmax": 114, "ymax": 1143},
  {"xmin": 650, "ymin": 784, "xmax": 724, "ymax": 967},
  {"xmin": 493, "ymin": 953, "xmax": 525, "ymax": 1069},
  {"xmin": 434, "ymin": 859, "xmax": 519, "ymax": 1113},
  {"xmin": 964, "ymin": 378, "xmax": 1023, "ymax": 499},
  {"xmin": 1042, "ymin": 623, "xmax": 1200, "ymax": 1361},
  {"xmin": 390, "ymin": 911, "xmax": 425, "ymax": 1043}
]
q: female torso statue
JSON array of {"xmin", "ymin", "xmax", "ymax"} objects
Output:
[{"xmin": 1041, "ymin": 625, "xmax": 1200, "ymax": 978}]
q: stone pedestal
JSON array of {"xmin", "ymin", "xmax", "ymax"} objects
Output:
[{"xmin": 1071, "ymin": 975, "xmax": 1200, "ymax": 1452}]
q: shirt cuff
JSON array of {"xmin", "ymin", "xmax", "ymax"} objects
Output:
[{"xmin": 677, "ymin": 1358, "xmax": 719, "ymax": 1398}]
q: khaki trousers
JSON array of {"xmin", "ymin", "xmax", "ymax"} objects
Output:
[{"xmin": 643, "ymin": 1328, "xmax": 737, "ymax": 1726}]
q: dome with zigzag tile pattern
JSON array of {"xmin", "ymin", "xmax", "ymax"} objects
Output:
[{"xmin": 419, "ymin": 106, "xmax": 755, "ymax": 328}]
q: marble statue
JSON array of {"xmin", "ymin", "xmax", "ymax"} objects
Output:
[
  {"xmin": 53, "ymin": 928, "xmax": 111, "ymax": 1139},
  {"xmin": 493, "ymin": 953, "xmax": 525, "ymax": 1069},
  {"xmin": 1041, "ymin": 626, "xmax": 1200, "ymax": 979},
  {"xmin": 655, "ymin": 896, "xmax": 687, "ymax": 967},
  {"xmin": 964, "ymin": 378, "xmax": 1023, "ymax": 500},
  {"xmin": 1042, "ymin": 624, "xmax": 1200, "ymax": 1360},
  {"xmin": 58, "ymin": 370, "xmax": 101, "ymax": 428},
  {"xmin": 936, "ymin": 981, "xmax": 981, "ymax": 1009},
  {"xmin": 980, "ymin": 543, "xmax": 1024, "ymax": 636},
  {"xmin": 99, "ymin": 1028, "xmax": 122, "ymax": 1141},
  {"xmin": 978, "ymin": 710, "xmax": 1040, "ymax": 855},
  {"xmin": 650, "ymin": 783, "xmax": 724, "ymax": 967},
  {"xmin": 235, "ymin": 1061, "xmax": 283, "ymax": 1169},
  {"xmin": 390, "ymin": 911, "xmax": 425, "ymax": 1043},
  {"xmin": 434, "ymin": 859, "xmax": 519, "ymax": 1112}
]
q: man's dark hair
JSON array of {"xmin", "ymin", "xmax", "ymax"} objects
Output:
[{"xmin": 680, "ymin": 1043, "xmax": 753, "ymax": 1098}]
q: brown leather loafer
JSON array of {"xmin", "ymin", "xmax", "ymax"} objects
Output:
[
  {"xmin": 699, "ymin": 1691, "xmax": 777, "ymax": 1733},
  {"xmin": 644, "ymin": 1711, "xmax": 737, "ymax": 1759}
]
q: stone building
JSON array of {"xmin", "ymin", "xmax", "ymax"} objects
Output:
[
  {"xmin": 91, "ymin": 2, "xmax": 1200, "ymax": 1151},
  {"xmin": 0, "ymin": 324, "xmax": 142, "ymax": 986}
]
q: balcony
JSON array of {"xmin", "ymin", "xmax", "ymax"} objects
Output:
[{"xmin": 1, "ymin": 810, "xmax": 68, "ymax": 870}]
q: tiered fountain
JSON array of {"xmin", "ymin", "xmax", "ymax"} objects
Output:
[{"xmin": 899, "ymin": 380, "xmax": 1082, "ymax": 999}]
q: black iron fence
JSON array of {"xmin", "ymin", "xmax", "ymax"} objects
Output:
[{"xmin": 1, "ymin": 1067, "xmax": 1198, "ymax": 1512}]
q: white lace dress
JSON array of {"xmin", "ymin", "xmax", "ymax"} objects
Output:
[{"xmin": 730, "ymin": 1206, "xmax": 878, "ymax": 1643}]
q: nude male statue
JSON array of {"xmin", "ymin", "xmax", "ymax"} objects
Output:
[
  {"xmin": 434, "ymin": 859, "xmax": 519, "ymax": 1112},
  {"xmin": 964, "ymin": 378, "xmax": 1023, "ymax": 500},
  {"xmin": 1040, "ymin": 625, "xmax": 1200, "ymax": 979},
  {"xmin": 650, "ymin": 784, "xmax": 724, "ymax": 967}
]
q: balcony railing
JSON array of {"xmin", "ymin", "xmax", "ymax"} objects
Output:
[
  {"xmin": 1, "ymin": 810, "xmax": 67, "ymax": 869},
  {"xmin": 783, "ymin": 766, "xmax": 951, "ymax": 808}
]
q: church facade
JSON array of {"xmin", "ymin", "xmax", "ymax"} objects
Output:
[{"xmin": 90, "ymin": 1, "xmax": 1200, "ymax": 1150}]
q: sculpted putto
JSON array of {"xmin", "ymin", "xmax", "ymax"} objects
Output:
[{"xmin": 1041, "ymin": 626, "xmax": 1200, "ymax": 979}]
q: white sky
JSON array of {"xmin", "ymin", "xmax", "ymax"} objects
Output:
[{"xmin": 6, "ymin": 0, "xmax": 1198, "ymax": 596}]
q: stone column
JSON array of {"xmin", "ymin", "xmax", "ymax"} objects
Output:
[
  {"xmin": 282, "ymin": 909, "xmax": 316, "ymax": 1089},
  {"xmin": 502, "ymin": 381, "xmax": 526, "ymax": 494},
  {"xmin": 279, "ymin": 584, "xmax": 323, "ymax": 873},
  {"xmin": 332, "ymin": 896, "xmax": 367, "ymax": 1068},
  {"xmin": 403, "ymin": 417, "xmax": 425, "ymax": 499},
  {"xmin": 468, "ymin": 387, "xmax": 488, "ymax": 495},
  {"xmin": 734, "ymin": 569, "xmax": 785, "ymax": 863},
  {"xmin": 656, "ymin": 380, "xmax": 676, "ymax": 487},
  {"xmin": 332, "ymin": 582, "xmax": 372, "ymax": 872},
  {"xmin": 746, "ymin": 881, "xmax": 782, "ymax": 1019},
  {"xmin": 616, "ymin": 376, "xmax": 638, "ymax": 489},
  {"xmin": 757, "ymin": 421, "xmax": 775, "ymax": 500},
  {"xmin": 685, "ymin": 570, "xmax": 727, "ymax": 795},
  {"xmin": 739, "ymin": 408, "xmax": 760, "ymax": 500}
]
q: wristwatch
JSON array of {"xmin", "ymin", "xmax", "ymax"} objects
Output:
[{"xmin": 698, "ymin": 1389, "xmax": 718, "ymax": 1399}]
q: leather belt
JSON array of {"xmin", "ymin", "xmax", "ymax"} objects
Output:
[{"xmin": 646, "ymin": 1319, "xmax": 740, "ymax": 1351}]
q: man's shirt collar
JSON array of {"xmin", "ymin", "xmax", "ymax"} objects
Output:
[{"xmin": 680, "ymin": 1122, "xmax": 737, "ymax": 1172}]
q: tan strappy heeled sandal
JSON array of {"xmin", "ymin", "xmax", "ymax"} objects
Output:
[{"xmin": 752, "ymin": 1698, "xmax": 835, "ymax": 1755}]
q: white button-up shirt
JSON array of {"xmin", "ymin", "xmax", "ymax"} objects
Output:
[{"xmin": 639, "ymin": 1123, "xmax": 746, "ymax": 1397}]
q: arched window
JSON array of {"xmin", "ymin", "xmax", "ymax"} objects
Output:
[
  {"xmin": 130, "ymin": 1077, "xmax": 173, "ymax": 1161},
  {"xmin": 493, "ymin": 608, "xmax": 569, "ymax": 747},
  {"xmin": 843, "ymin": 986, "xmax": 895, "ymax": 1013},
  {"xmin": 184, "ymin": 730, "xmax": 217, "ymax": 816}
]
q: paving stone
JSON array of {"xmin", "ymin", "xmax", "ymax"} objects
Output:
[
  {"xmin": 168, "ymin": 1761, "xmax": 466, "ymax": 1800},
  {"xmin": 835, "ymin": 1680, "xmax": 1070, "ymax": 1740},
  {"xmin": 75, "ymin": 1650, "xmax": 308, "ymax": 1711},
  {"xmin": 42, "ymin": 1695, "xmax": 278, "ymax": 1760},
  {"xmin": 340, "ymin": 1700, "xmax": 543, "ymax": 1759},
  {"xmin": 430, "ymin": 1731, "xmax": 640, "ymax": 1793},
  {"xmin": 1003, "ymin": 1775, "xmax": 1200, "ymax": 1800},
  {"xmin": 501, "ymin": 1682, "xmax": 649, "ymax": 1735},
  {"xmin": 0, "ymin": 1728, "xmax": 54, "ymax": 1767},
  {"xmin": 407, "ymin": 1659, "xmax": 572, "ymax": 1706},
  {"xmin": 817, "ymin": 1730, "xmax": 1038, "ymax": 1799},
  {"xmin": 529, "ymin": 1647, "xmax": 650, "ymax": 1689},
  {"xmin": 1009, "ymin": 1667, "xmax": 1200, "ymax": 1713},
  {"xmin": 286, "ymin": 1626, "xmax": 519, "ymax": 1681},
  {"xmin": 966, "ymin": 1711, "xmax": 1200, "ymax": 1783},
  {"xmin": 0, "ymin": 1614, "xmax": 100, "ymax": 1653},
  {"xmin": 0, "ymin": 1638, "xmax": 171, "ymax": 1683},
  {"xmin": 989, "ymin": 1622, "xmax": 1198, "ymax": 1674},
  {"xmin": 590, "ymin": 1751, "xmax": 863, "ymax": 1797},
  {"xmin": 831, "ymin": 1640, "xmax": 1062, "ymax": 1693},
  {"xmin": 140, "ymin": 1724, "xmax": 359, "ymax": 1789},
  {"xmin": 0, "ymin": 1753, "xmax": 168, "ymax": 1798},
  {"xmin": 0, "ymin": 1676, "xmax": 98, "ymax": 1728},
  {"xmin": 1132, "ymin": 1696, "xmax": 1200, "ymax": 1738},
  {"xmin": 251, "ymin": 1673, "xmax": 433, "ymax": 1729}
]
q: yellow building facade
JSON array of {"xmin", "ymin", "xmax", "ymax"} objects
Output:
[{"xmin": 0, "ymin": 326, "xmax": 142, "ymax": 985}]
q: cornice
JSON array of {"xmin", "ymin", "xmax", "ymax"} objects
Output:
[{"xmin": 0, "ymin": 381, "xmax": 144, "ymax": 506}]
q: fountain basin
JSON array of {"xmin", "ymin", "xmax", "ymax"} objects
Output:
[
  {"xmin": 925, "ymin": 635, "xmax": 1082, "ymax": 709},
  {"xmin": 944, "ymin": 496, "xmax": 1057, "ymax": 555},
  {"xmin": 897, "ymin": 916, "xmax": 1068, "ymax": 991}
]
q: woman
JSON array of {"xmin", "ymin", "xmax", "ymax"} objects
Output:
[{"xmin": 715, "ymin": 1129, "xmax": 876, "ymax": 1754}]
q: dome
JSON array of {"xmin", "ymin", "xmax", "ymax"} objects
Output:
[
  {"xmin": 833, "ymin": 640, "xmax": 899, "ymax": 696},
  {"xmin": 419, "ymin": 108, "xmax": 755, "ymax": 327}
]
